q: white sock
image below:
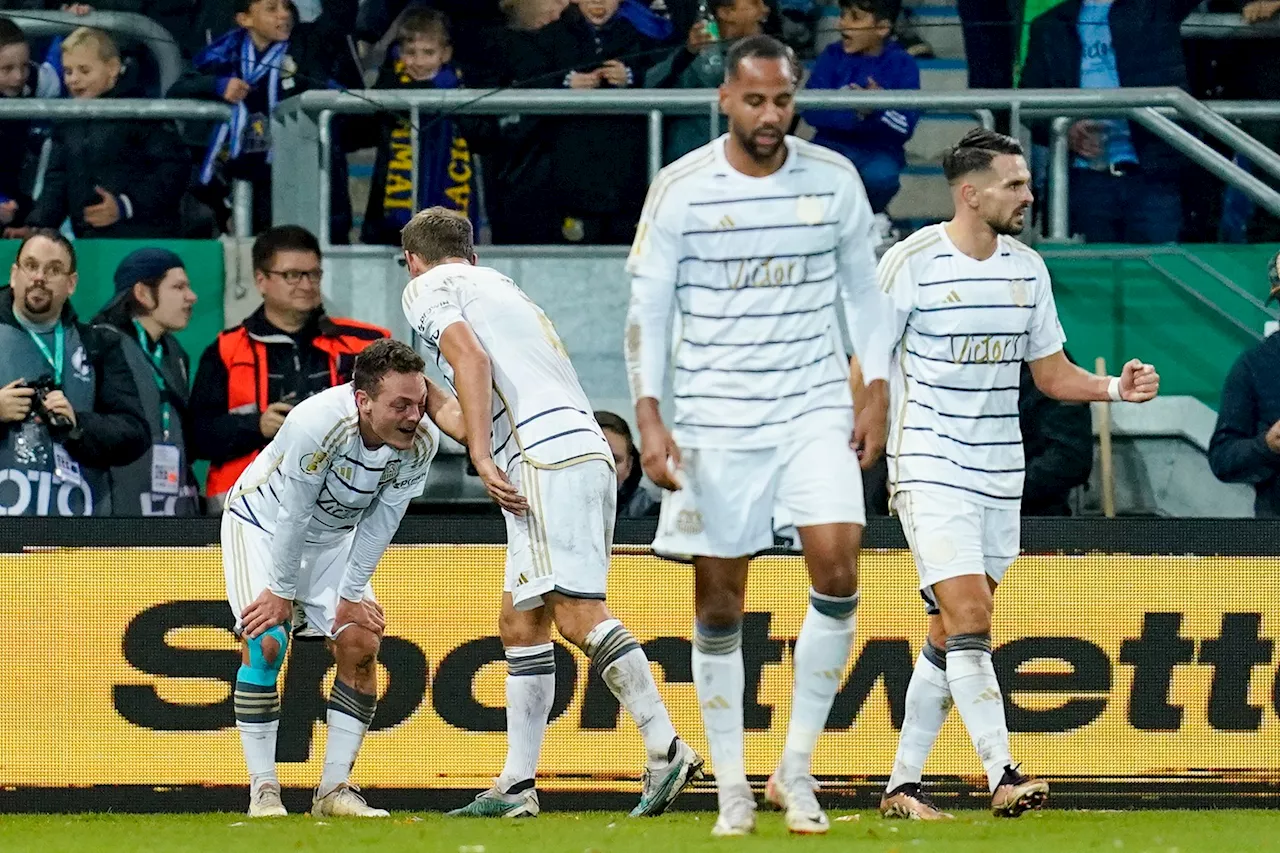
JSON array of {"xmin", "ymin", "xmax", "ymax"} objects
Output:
[
  {"xmin": 886, "ymin": 642, "xmax": 952, "ymax": 792},
  {"xmin": 781, "ymin": 590, "xmax": 858, "ymax": 778},
  {"xmin": 319, "ymin": 680, "xmax": 376, "ymax": 796},
  {"xmin": 946, "ymin": 634, "xmax": 1012, "ymax": 792},
  {"xmin": 585, "ymin": 619, "xmax": 678, "ymax": 764},
  {"xmin": 238, "ymin": 721, "xmax": 279, "ymax": 793},
  {"xmin": 497, "ymin": 643, "xmax": 555, "ymax": 792},
  {"xmin": 692, "ymin": 621, "xmax": 749, "ymax": 807}
]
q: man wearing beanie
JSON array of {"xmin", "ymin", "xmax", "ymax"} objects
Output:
[
  {"xmin": 0, "ymin": 229, "xmax": 149, "ymax": 516},
  {"xmin": 1208, "ymin": 251, "xmax": 1280, "ymax": 518},
  {"xmin": 92, "ymin": 248, "xmax": 202, "ymax": 516}
]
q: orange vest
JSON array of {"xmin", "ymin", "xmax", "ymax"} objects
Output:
[{"xmin": 205, "ymin": 318, "xmax": 390, "ymax": 498}]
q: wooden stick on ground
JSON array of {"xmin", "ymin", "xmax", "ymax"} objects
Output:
[{"xmin": 1095, "ymin": 356, "xmax": 1116, "ymax": 519}]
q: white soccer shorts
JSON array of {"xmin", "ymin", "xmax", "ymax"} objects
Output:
[
  {"xmin": 503, "ymin": 458, "xmax": 617, "ymax": 611},
  {"xmin": 221, "ymin": 512, "xmax": 375, "ymax": 639},
  {"xmin": 652, "ymin": 419, "xmax": 866, "ymax": 561},
  {"xmin": 892, "ymin": 489, "xmax": 1020, "ymax": 615}
]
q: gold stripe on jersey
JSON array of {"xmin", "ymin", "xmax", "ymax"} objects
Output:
[
  {"xmin": 226, "ymin": 454, "xmax": 284, "ymax": 503},
  {"xmin": 887, "ymin": 343, "xmax": 911, "ymax": 504},
  {"xmin": 491, "ymin": 384, "xmax": 612, "ymax": 472},
  {"xmin": 638, "ymin": 147, "xmax": 716, "ymax": 227},
  {"xmin": 794, "ymin": 142, "xmax": 862, "ymax": 179},
  {"xmin": 878, "ymin": 229, "xmax": 942, "ymax": 294}
]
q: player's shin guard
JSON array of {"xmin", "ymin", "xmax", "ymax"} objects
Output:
[
  {"xmin": 584, "ymin": 618, "xmax": 678, "ymax": 764},
  {"xmin": 945, "ymin": 633, "xmax": 1012, "ymax": 792},
  {"xmin": 781, "ymin": 589, "xmax": 858, "ymax": 777},
  {"xmin": 235, "ymin": 625, "xmax": 288, "ymax": 793},
  {"xmin": 498, "ymin": 643, "xmax": 556, "ymax": 793},
  {"xmin": 692, "ymin": 620, "xmax": 749, "ymax": 803},
  {"xmin": 319, "ymin": 679, "xmax": 377, "ymax": 797},
  {"xmin": 886, "ymin": 639, "xmax": 952, "ymax": 792}
]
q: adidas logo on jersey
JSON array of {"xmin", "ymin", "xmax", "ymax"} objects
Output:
[
  {"xmin": 701, "ymin": 695, "xmax": 731, "ymax": 711},
  {"xmin": 944, "ymin": 290, "xmax": 962, "ymax": 304},
  {"xmin": 717, "ymin": 215, "xmax": 736, "ymax": 230}
]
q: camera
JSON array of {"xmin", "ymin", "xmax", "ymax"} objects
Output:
[{"xmin": 25, "ymin": 375, "xmax": 74, "ymax": 438}]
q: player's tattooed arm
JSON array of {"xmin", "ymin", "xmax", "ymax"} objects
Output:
[{"xmin": 424, "ymin": 376, "xmax": 467, "ymax": 446}]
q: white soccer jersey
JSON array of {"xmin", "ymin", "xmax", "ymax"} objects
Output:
[
  {"xmin": 402, "ymin": 263, "xmax": 612, "ymax": 472},
  {"xmin": 625, "ymin": 135, "xmax": 892, "ymax": 449},
  {"xmin": 879, "ymin": 225, "xmax": 1066, "ymax": 507},
  {"xmin": 225, "ymin": 383, "xmax": 438, "ymax": 546}
]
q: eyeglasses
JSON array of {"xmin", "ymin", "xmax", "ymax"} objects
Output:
[
  {"xmin": 266, "ymin": 268, "xmax": 323, "ymax": 285},
  {"xmin": 18, "ymin": 258, "xmax": 70, "ymax": 279}
]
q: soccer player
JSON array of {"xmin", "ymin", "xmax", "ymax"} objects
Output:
[
  {"xmin": 875, "ymin": 129, "xmax": 1159, "ymax": 820},
  {"xmin": 624, "ymin": 34, "xmax": 893, "ymax": 836},
  {"xmin": 223, "ymin": 339, "xmax": 461, "ymax": 818},
  {"xmin": 400, "ymin": 206, "xmax": 704, "ymax": 819}
]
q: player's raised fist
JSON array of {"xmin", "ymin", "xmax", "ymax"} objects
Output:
[{"xmin": 1119, "ymin": 358, "xmax": 1159, "ymax": 403}]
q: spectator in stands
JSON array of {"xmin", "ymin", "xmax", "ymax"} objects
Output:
[
  {"xmin": 0, "ymin": 230, "xmax": 150, "ymax": 516},
  {"xmin": 91, "ymin": 249, "xmax": 201, "ymax": 517},
  {"xmin": 0, "ymin": 17, "xmax": 60, "ymax": 233},
  {"xmin": 1020, "ymin": 0, "xmax": 1200, "ymax": 244},
  {"xmin": 595, "ymin": 410, "xmax": 660, "ymax": 518},
  {"xmin": 169, "ymin": 0, "xmax": 357, "ymax": 234},
  {"xmin": 802, "ymin": 0, "xmax": 919, "ymax": 243},
  {"xmin": 1208, "ymin": 252, "xmax": 1280, "ymax": 519},
  {"xmin": 355, "ymin": 8, "xmax": 479, "ymax": 245},
  {"xmin": 14, "ymin": 28, "xmax": 188, "ymax": 239},
  {"xmin": 1020, "ymin": 356, "xmax": 1094, "ymax": 515},
  {"xmin": 517, "ymin": 0, "xmax": 666, "ymax": 243},
  {"xmin": 190, "ymin": 226, "xmax": 389, "ymax": 510},
  {"xmin": 646, "ymin": 0, "xmax": 770, "ymax": 164}
]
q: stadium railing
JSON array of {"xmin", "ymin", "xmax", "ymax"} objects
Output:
[
  {"xmin": 8, "ymin": 10, "xmax": 185, "ymax": 95},
  {"xmin": 270, "ymin": 87, "xmax": 1280, "ymax": 251}
]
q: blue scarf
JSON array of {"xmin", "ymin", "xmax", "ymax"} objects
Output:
[
  {"xmin": 617, "ymin": 0, "xmax": 674, "ymax": 41},
  {"xmin": 195, "ymin": 29, "xmax": 290, "ymax": 184},
  {"xmin": 374, "ymin": 60, "xmax": 478, "ymax": 234}
]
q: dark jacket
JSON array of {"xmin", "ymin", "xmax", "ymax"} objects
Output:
[
  {"xmin": 26, "ymin": 81, "xmax": 189, "ymax": 238},
  {"xmin": 0, "ymin": 287, "xmax": 150, "ymax": 515},
  {"xmin": 804, "ymin": 40, "xmax": 921, "ymax": 166},
  {"xmin": 645, "ymin": 41, "xmax": 728, "ymax": 165},
  {"xmin": 1019, "ymin": 0, "xmax": 1201, "ymax": 176},
  {"xmin": 188, "ymin": 306, "xmax": 383, "ymax": 466},
  {"xmin": 1019, "ymin": 360, "xmax": 1094, "ymax": 516},
  {"xmin": 521, "ymin": 5, "xmax": 661, "ymax": 220},
  {"xmin": 0, "ymin": 61, "xmax": 59, "ymax": 227},
  {"xmin": 617, "ymin": 444, "xmax": 660, "ymax": 519},
  {"xmin": 1208, "ymin": 333, "xmax": 1280, "ymax": 518}
]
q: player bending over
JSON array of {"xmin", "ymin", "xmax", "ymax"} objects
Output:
[
  {"xmin": 223, "ymin": 339, "xmax": 462, "ymax": 817},
  {"xmin": 400, "ymin": 206, "xmax": 703, "ymax": 819},
  {"xmin": 876, "ymin": 129, "xmax": 1159, "ymax": 820},
  {"xmin": 625, "ymin": 34, "xmax": 894, "ymax": 836}
]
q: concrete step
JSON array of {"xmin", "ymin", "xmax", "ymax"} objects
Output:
[
  {"xmin": 886, "ymin": 164, "xmax": 951, "ymax": 221},
  {"xmin": 919, "ymin": 58, "xmax": 969, "ymax": 90},
  {"xmin": 905, "ymin": 6, "xmax": 965, "ymax": 60},
  {"xmin": 906, "ymin": 114, "xmax": 981, "ymax": 165}
]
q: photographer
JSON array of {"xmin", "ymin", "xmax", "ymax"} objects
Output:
[{"xmin": 0, "ymin": 230, "xmax": 150, "ymax": 516}]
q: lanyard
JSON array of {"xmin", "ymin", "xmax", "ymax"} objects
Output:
[
  {"xmin": 133, "ymin": 321, "xmax": 172, "ymax": 441},
  {"xmin": 25, "ymin": 323, "xmax": 63, "ymax": 385}
]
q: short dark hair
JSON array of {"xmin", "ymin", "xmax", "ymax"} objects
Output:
[
  {"xmin": 252, "ymin": 224, "xmax": 321, "ymax": 272},
  {"xmin": 235, "ymin": 0, "xmax": 296, "ymax": 18},
  {"xmin": 398, "ymin": 6, "xmax": 450, "ymax": 43},
  {"xmin": 0, "ymin": 17, "xmax": 26, "ymax": 49},
  {"xmin": 838, "ymin": 0, "xmax": 900, "ymax": 25},
  {"xmin": 17, "ymin": 228, "xmax": 77, "ymax": 274},
  {"xmin": 724, "ymin": 34, "xmax": 797, "ymax": 83},
  {"xmin": 352, "ymin": 339, "xmax": 426, "ymax": 397},
  {"xmin": 401, "ymin": 206, "xmax": 474, "ymax": 264},
  {"xmin": 942, "ymin": 129, "xmax": 1025, "ymax": 183},
  {"xmin": 707, "ymin": 0, "xmax": 737, "ymax": 13},
  {"xmin": 594, "ymin": 411, "xmax": 634, "ymax": 450}
]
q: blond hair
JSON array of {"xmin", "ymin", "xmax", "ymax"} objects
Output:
[
  {"xmin": 401, "ymin": 206, "xmax": 473, "ymax": 264},
  {"xmin": 61, "ymin": 27, "xmax": 119, "ymax": 62}
]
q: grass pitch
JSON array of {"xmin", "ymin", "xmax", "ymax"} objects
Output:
[{"xmin": 0, "ymin": 810, "xmax": 1276, "ymax": 853}]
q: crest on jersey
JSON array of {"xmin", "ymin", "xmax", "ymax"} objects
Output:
[
  {"xmin": 796, "ymin": 195, "xmax": 825, "ymax": 226},
  {"xmin": 1011, "ymin": 279, "xmax": 1030, "ymax": 307},
  {"xmin": 301, "ymin": 450, "xmax": 329, "ymax": 474},
  {"xmin": 677, "ymin": 509, "xmax": 704, "ymax": 534},
  {"xmin": 380, "ymin": 460, "xmax": 401, "ymax": 485}
]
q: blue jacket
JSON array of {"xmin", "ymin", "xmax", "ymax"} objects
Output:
[
  {"xmin": 1208, "ymin": 332, "xmax": 1280, "ymax": 518},
  {"xmin": 803, "ymin": 40, "xmax": 920, "ymax": 165}
]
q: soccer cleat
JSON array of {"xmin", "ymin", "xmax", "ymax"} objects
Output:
[
  {"xmin": 447, "ymin": 784, "xmax": 540, "ymax": 818},
  {"xmin": 248, "ymin": 782, "xmax": 287, "ymax": 818},
  {"xmin": 765, "ymin": 771, "xmax": 829, "ymax": 834},
  {"xmin": 629, "ymin": 738, "xmax": 705, "ymax": 817},
  {"xmin": 991, "ymin": 765, "xmax": 1049, "ymax": 817},
  {"xmin": 880, "ymin": 783, "xmax": 954, "ymax": 820},
  {"xmin": 311, "ymin": 782, "xmax": 389, "ymax": 818},
  {"xmin": 710, "ymin": 790, "xmax": 758, "ymax": 837}
]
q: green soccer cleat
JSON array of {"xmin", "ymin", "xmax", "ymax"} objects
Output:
[
  {"xmin": 629, "ymin": 738, "xmax": 704, "ymax": 818},
  {"xmin": 447, "ymin": 784, "xmax": 540, "ymax": 818}
]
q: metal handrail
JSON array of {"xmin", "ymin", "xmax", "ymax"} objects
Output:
[
  {"xmin": 5, "ymin": 11, "xmax": 185, "ymax": 94},
  {"xmin": 1182, "ymin": 12, "xmax": 1280, "ymax": 38}
]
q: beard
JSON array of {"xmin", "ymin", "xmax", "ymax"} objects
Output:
[
  {"xmin": 989, "ymin": 210, "xmax": 1027, "ymax": 236},
  {"xmin": 732, "ymin": 123, "xmax": 785, "ymax": 162},
  {"xmin": 21, "ymin": 285, "xmax": 53, "ymax": 317}
]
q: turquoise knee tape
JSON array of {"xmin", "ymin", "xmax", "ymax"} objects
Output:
[{"xmin": 238, "ymin": 623, "xmax": 289, "ymax": 687}]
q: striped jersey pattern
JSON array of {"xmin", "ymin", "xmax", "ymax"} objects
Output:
[{"xmin": 879, "ymin": 224, "xmax": 1066, "ymax": 506}]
